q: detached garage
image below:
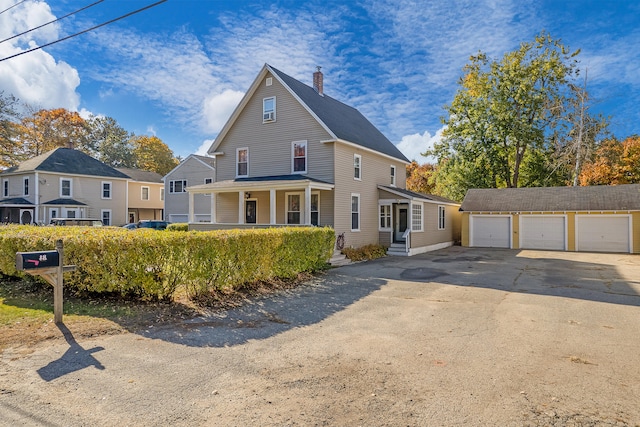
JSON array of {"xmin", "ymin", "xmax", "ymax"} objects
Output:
[{"xmin": 460, "ymin": 184, "xmax": 640, "ymax": 254}]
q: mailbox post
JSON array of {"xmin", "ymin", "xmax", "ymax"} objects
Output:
[{"xmin": 16, "ymin": 240, "xmax": 75, "ymax": 324}]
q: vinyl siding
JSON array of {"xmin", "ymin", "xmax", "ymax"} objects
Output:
[
  {"xmin": 409, "ymin": 203, "xmax": 460, "ymax": 248},
  {"xmin": 165, "ymin": 156, "xmax": 215, "ymax": 220},
  {"xmin": 333, "ymin": 143, "xmax": 407, "ymax": 248},
  {"xmin": 215, "ymin": 71, "xmax": 335, "ymax": 183}
]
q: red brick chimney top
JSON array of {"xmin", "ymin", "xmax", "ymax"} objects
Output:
[{"xmin": 313, "ymin": 66, "xmax": 323, "ymax": 96}]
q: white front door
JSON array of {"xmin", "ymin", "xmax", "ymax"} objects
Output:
[{"xmin": 394, "ymin": 204, "xmax": 409, "ymax": 242}]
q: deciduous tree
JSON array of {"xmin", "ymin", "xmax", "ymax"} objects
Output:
[
  {"xmin": 85, "ymin": 115, "xmax": 135, "ymax": 168},
  {"xmin": 579, "ymin": 136, "xmax": 640, "ymax": 185},
  {"xmin": 131, "ymin": 135, "xmax": 178, "ymax": 176},
  {"xmin": 406, "ymin": 161, "xmax": 436, "ymax": 195},
  {"xmin": 17, "ymin": 108, "xmax": 89, "ymax": 157},
  {"xmin": 0, "ymin": 92, "xmax": 21, "ymax": 168}
]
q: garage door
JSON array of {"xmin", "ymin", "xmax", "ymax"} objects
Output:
[
  {"xmin": 520, "ymin": 215, "xmax": 566, "ymax": 250},
  {"xmin": 470, "ymin": 216, "xmax": 511, "ymax": 248},
  {"xmin": 576, "ymin": 215, "xmax": 630, "ymax": 253}
]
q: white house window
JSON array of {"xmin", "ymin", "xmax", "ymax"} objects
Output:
[
  {"xmin": 438, "ymin": 205, "xmax": 446, "ymax": 230},
  {"xmin": 23, "ymin": 177, "xmax": 29, "ymax": 196},
  {"xmin": 286, "ymin": 193, "xmax": 301, "ymax": 224},
  {"xmin": 266, "ymin": 77, "xmax": 273, "ymax": 86},
  {"xmin": 379, "ymin": 205, "xmax": 391, "ymax": 230},
  {"xmin": 311, "ymin": 193, "xmax": 319, "ymax": 226},
  {"xmin": 169, "ymin": 180, "xmax": 187, "ymax": 193},
  {"xmin": 204, "ymin": 178, "xmax": 213, "ymax": 184},
  {"xmin": 263, "ymin": 97, "xmax": 276, "ymax": 122},
  {"xmin": 141, "ymin": 186, "xmax": 149, "ymax": 200},
  {"xmin": 101, "ymin": 210, "xmax": 111, "ymax": 226},
  {"xmin": 351, "ymin": 193, "xmax": 360, "ymax": 231},
  {"xmin": 102, "ymin": 181, "xmax": 112, "ymax": 199},
  {"xmin": 160, "ymin": 188, "xmax": 164, "ymax": 201},
  {"xmin": 390, "ymin": 166, "xmax": 396, "ymax": 187},
  {"xmin": 292, "ymin": 140, "xmax": 307, "ymax": 174},
  {"xmin": 49, "ymin": 209, "xmax": 57, "ymax": 222},
  {"xmin": 411, "ymin": 202, "xmax": 423, "ymax": 232},
  {"xmin": 3, "ymin": 180, "xmax": 7, "ymax": 197},
  {"xmin": 237, "ymin": 148, "xmax": 248, "ymax": 177},
  {"xmin": 60, "ymin": 178, "xmax": 72, "ymax": 197},
  {"xmin": 354, "ymin": 154, "xmax": 361, "ymax": 180}
]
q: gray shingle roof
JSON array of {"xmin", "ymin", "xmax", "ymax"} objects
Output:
[
  {"xmin": 378, "ymin": 185, "xmax": 459, "ymax": 205},
  {"xmin": 0, "ymin": 197, "xmax": 33, "ymax": 205},
  {"xmin": 192, "ymin": 155, "xmax": 215, "ymax": 168},
  {"xmin": 460, "ymin": 185, "xmax": 640, "ymax": 212},
  {"xmin": 43, "ymin": 198, "xmax": 87, "ymax": 206},
  {"xmin": 269, "ymin": 65, "xmax": 409, "ymax": 163},
  {"xmin": 2, "ymin": 148, "xmax": 129, "ymax": 179},
  {"xmin": 116, "ymin": 168, "xmax": 163, "ymax": 183}
]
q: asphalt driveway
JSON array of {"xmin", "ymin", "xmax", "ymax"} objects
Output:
[{"xmin": 1, "ymin": 246, "xmax": 639, "ymax": 426}]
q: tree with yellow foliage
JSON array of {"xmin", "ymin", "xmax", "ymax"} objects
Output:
[{"xmin": 131, "ymin": 135, "xmax": 179, "ymax": 176}]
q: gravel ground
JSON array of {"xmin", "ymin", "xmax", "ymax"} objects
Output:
[{"xmin": 1, "ymin": 247, "xmax": 639, "ymax": 426}]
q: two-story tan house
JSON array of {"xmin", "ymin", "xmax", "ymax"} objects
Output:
[
  {"xmin": 188, "ymin": 64, "xmax": 460, "ymax": 255},
  {"xmin": 116, "ymin": 168, "xmax": 165, "ymax": 223}
]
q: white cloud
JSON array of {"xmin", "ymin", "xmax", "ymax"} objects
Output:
[
  {"xmin": 195, "ymin": 139, "xmax": 215, "ymax": 156},
  {"xmin": 0, "ymin": 0, "xmax": 81, "ymax": 111},
  {"xmin": 202, "ymin": 89, "xmax": 245, "ymax": 134},
  {"xmin": 396, "ymin": 127, "xmax": 445, "ymax": 163}
]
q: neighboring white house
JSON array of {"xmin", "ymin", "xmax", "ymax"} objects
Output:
[{"xmin": 163, "ymin": 154, "xmax": 215, "ymax": 223}]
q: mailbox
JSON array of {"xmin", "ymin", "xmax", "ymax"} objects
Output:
[{"xmin": 16, "ymin": 250, "xmax": 60, "ymax": 271}]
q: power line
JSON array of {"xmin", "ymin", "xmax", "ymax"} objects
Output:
[
  {"xmin": 0, "ymin": 0, "xmax": 168, "ymax": 63},
  {"xmin": 0, "ymin": 0, "xmax": 27, "ymax": 16},
  {"xmin": 0, "ymin": 0, "xmax": 105, "ymax": 46}
]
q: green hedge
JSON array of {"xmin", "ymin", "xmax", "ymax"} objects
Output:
[
  {"xmin": 0, "ymin": 225, "xmax": 335, "ymax": 301},
  {"xmin": 167, "ymin": 223, "xmax": 188, "ymax": 231}
]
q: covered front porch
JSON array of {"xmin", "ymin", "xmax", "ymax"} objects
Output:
[{"xmin": 187, "ymin": 175, "xmax": 334, "ymax": 230}]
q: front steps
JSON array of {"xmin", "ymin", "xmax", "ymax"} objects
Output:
[{"xmin": 386, "ymin": 242, "xmax": 409, "ymax": 256}]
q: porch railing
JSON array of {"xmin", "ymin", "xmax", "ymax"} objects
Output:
[{"xmin": 403, "ymin": 228, "xmax": 411, "ymax": 253}]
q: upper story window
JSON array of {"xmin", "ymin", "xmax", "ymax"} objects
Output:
[
  {"xmin": 292, "ymin": 140, "xmax": 307, "ymax": 174},
  {"xmin": 60, "ymin": 178, "xmax": 72, "ymax": 197},
  {"xmin": 160, "ymin": 188, "xmax": 165, "ymax": 201},
  {"xmin": 263, "ymin": 97, "xmax": 276, "ymax": 122},
  {"xmin": 102, "ymin": 181, "xmax": 112, "ymax": 199},
  {"xmin": 141, "ymin": 186, "xmax": 149, "ymax": 200},
  {"xmin": 438, "ymin": 205, "xmax": 446, "ymax": 230},
  {"xmin": 390, "ymin": 165, "xmax": 396, "ymax": 187},
  {"xmin": 23, "ymin": 177, "xmax": 29, "ymax": 196},
  {"xmin": 204, "ymin": 178, "xmax": 213, "ymax": 184},
  {"xmin": 237, "ymin": 148, "xmax": 249, "ymax": 177},
  {"xmin": 354, "ymin": 154, "xmax": 361, "ymax": 180},
  {"xmin": 169, "ymin": 180, "xmax": 187, "ymax": 193},
  {"xmin": 411, "ymin": 202, "xmax": 423, "ymax": 232},
  {"xmin": 2, "ymin": 180, "xmax": 7, "ymax": 197}
]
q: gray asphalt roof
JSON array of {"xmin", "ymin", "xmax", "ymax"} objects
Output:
[
  {"xmin": 43, "ymin": 198, "xmax": 87, "ymax": 206},
  {"xmin": 116, "ymin": 168, "xmax": 163, "ymax": 183},
  {"xmin": 235, "ymin": 174, "xmax": 333, "ymax": 185},
  {"xmin": 460, "ymin": 185, "xmax": 640, "ymax": 212},
  {"xmin": 269, "ymin": 65, "xmax": 409, "ymax": 163},
  {"xmin": 378, "ymin": 185, "xmax": 459, "ymax": 204},
  {"xmin": 2, "ymin": 148, "xmax": 129, "ymax": 179},
  {"xmin": 0, "ymin": 197, "xmax": 33, "ymax": 205}
]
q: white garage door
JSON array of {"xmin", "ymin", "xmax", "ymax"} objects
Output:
[
  {"xmin": 520, "ymin": 215, "xmax": 566, "ymax": 250},
  {"xmin": 471, "ymin": 216, "xmax": 511, "ymax": 248},
  {"xmin": 576, "ymin": 215, "xmax": 630, "ymax": 253}
]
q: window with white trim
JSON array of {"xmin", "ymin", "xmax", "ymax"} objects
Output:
[
  {"xmin": 411, "ymin": 202, "xmax": 423, "ymax": 232},
  {"xmin": 311, "ymin": 193, "xmax": 319, "ymax": 226},
  {"xmin": 169, "ymin": 180, "xmax": 187, "ymax": 193},
  {"xmin": 379, "ymin": 205, "xmax": 391, "ymax": 230},
  {"xmin": 354, "ymin": 154, "xmax": 361, "ymax": 180},
  {"xmin": 237, "ymin": 148, "xmax": 248, "ymax": 177},
  {"xmin": 292, "ymin": 140, "xmax": 307, "ymax": 174},
  {"xmin": 286, "ymin": 193, "xmax": 301, "ymax": 224},
  {"xmin": 263, "ymin": 97, "xmax": 275, "ymax": 122},
  {"xmin": 2, "ymin": 180, "xmax": 7, "ymax": 197},
  {"xmin": 160, "ymin": 188, "xmax": 164, "ymax": 201},
  {"xmin": 102, "ymin": 181, "xmax": 112, "ymax": 199},
  {"xmin": 351, "ymin": 193, "xmax": 360, "ymax": 231},
  {"xmin": 438, "ymin": 205, "xmax": 446, "ymax": 230},
  {"xmin": 101, "ymin": 209, "xmax": 111, "ymax": 226},
  {"xmin": 60, "ymin": 178, "xmax": 72, "ymax": 197},
  {"xmin": 390, "ymin": 165, "xmax": 396, "ymax": 187},
  {"xmin": 204, "ymin": 178, "xmax": 213, "ymax": 184},
  {"xmin": 141, "ymin": 186, "xmax": 149, "ymax": 200},
  {"xmin": 23, "ymin": 177, "xmax": 29, "ymax": 196}
]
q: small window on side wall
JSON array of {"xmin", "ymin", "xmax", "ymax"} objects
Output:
[
  {"xmin": 354, "ymin": 154, "xmax": 361, "ymax": 180},
  {"xmin": 351, "ymin": 194, "xmax": 360, "ymax": 231},
  {"xmin": 390, "ymin": 165, "xmax": 396, "ymax": 187},
  {"xmin": 438, "ymin": 205, "xmax": 446, "ymax": 230},
  {"xmin": 292, "ymin": 140, "xmax": 307, "ymax": 174},
  {"xmin": 237, "ymin": 148, "xmax": 248, "ymax": 177},
  {"xmin": 263, "ymin": 97, "xmax": 275, "ymax": 122}
]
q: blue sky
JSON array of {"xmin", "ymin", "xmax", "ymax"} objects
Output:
[{"xmin": 1, "ymin": 0, "xmax": 639, "ymax": 162}]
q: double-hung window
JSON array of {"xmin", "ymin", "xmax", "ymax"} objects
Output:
[
  {"xmin": 102, "ymin": 181, "xmax": 112, "ymax": 199},
  {"xmin": 311, "ymin": 193, "xmax": 319, "ymax": 226},
  {"xmin": 411, "ymin": 202, "xmax": 423, "ymax": 232},
  {"xmin": 169, "ymin": 180, "xmax": 187, "ymax": 193},
  {"xmin": 141, "ymin": 186, "xmax": 149, "ymax": 201},
  {"xmin": 438, "ymin": 205, "xmax": 446, "ymax": 230},
  {"xmin": 292, "ymin": 140, "xmax": 307, "ymax": 174},
  {"xmin": 354, "ymin": 154, "xmax": 361, "ymax": 180},
  {"xmin": 2, "ymin": 180, "xmax": 7, "ymax": 197},
  {"xmin": 286, "ymin": 193, "xmax": 301, "ymax": 224},
  {"xmin": 60, "ymin": 178, "xmax": 72, "ymax": 197},
  {"xmin": 351, "ymin": 194, "xmax": 360, "ymax": 231},
  {"xmin": 237, "ymin": 148, "xmax": 248, "ymax": 177},
  {"xmin": 379, "ymin": 205, "xmax": 391, "ymax": 230},
  {"xmin": 23, "ymin": 177, "xmax": 29, "ymax": 196},
  {"xmin": 263, "ymin": 97, "xmax": 275, "ymax": 122},
  {"xmin": 390, "ymin": 166, "xmax": 396, "ymax": 187},
  {"xmin": 101, "ymin": 210, "xmax": 111, "ymax": 226}
]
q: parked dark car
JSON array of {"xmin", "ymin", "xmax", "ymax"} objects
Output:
[{"xmin": 123, "ymin": 220, "xmax": 170, "ymax": 230}]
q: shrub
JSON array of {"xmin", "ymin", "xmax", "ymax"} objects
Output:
[
  {"xmin": 0, "ymin": 225, "xmax": 335, "ymax": 301},
  {"xmin": 342, "ymin": 244, "xmax": 387, "ymax": 261},
  {"xmin": 167, "ymin": 223, "xmax": 188, "ymax": 231}
]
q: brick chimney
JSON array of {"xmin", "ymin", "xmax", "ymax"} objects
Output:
[{"xmin": 313, "ymin": 66, "xmax": 323, "ymax": 96}]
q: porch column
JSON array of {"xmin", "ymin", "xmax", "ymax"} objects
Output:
[
  {"xmin": 188, "ymin": 192, "xmax": 194, "ymax": 223},
  {"xmin": 270, "ymin": 189, "xmax": 276, "ymax": 224},
  {"xmin": 210, "ymin": 192, "xmax": 216, "ymax": 223},
  {"xmin": 304, "ymin": 185, "xmax": 311, "ymax": 225},
  {"xmin": 238, "ymin": 191, "xmax": 244, "ymax": 223}
]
